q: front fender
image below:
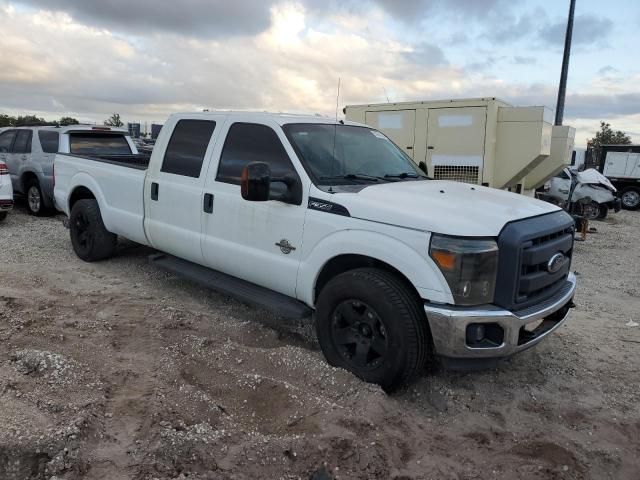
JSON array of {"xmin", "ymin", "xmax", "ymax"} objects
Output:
[{"xmin": 297, "ymin": 229, "xmax": 452, "ymax": 307}]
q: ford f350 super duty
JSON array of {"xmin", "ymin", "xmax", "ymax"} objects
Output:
[{"xmin": 54, "ymin": 112, "xmax": 577, "ymax": 391}]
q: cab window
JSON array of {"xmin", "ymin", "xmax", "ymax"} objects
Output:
[{"xmin": 217, "ymin": 122, "xmax": 298, "ymax": 185}]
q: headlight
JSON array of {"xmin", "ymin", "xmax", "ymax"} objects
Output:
[{"xmin": 429, "ymin": 235, "xmax": 498, "ymax": 306}]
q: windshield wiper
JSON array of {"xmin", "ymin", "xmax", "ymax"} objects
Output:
[
  {"xmin": 384, "ymin": 172, "xmax": 422, "ymax": 179},
  {"xmin": 319, "ymin": 174, "xmax": 388, "ymax": 183}
]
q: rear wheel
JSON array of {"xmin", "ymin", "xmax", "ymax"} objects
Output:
[
  {"xmin": 69, "ymin": 199, "xmax": 117, "ymax": 262},
  {"xmin": 0, "ymin": 212, "xmax": 6, "ymax": 222},
  {"xmin": 316, "ymin": 268, "xmax": 430, "ymax": 392},
  {"xmin": 621, "ymin": 187, "xmax": 640, "ymax": 210},
  {"xmin": 25, "ymin": 179, "xmax": 51, "ymax": 216}
]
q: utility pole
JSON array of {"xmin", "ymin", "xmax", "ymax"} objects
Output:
[{"xmin": 555, "ymin": 0, "xmax": 576, "ymax": 126}]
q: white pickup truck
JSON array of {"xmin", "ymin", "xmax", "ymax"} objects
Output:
[{"xmin": 54, "ymin": 112, "xmax": 577, "ymax": 391}]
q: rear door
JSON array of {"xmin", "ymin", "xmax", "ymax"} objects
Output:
[
  {"xmin": 200, "ymin": 120, "xmax": 308, "ymax": 297},
  {"xmin": 144, "ymin": 116, "xmax": 224, "ymax": 264},
  {"xmin": 365, "ymin": 110, "xmax": 416, "ymax": 159},
  {"xmin": 426, "ymin": 107, "xmax": 487, "ymax": 184}
]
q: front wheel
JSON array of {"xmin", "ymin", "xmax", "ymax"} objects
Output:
[
  {"xmin": 597, "ymin": 204, "xmax": 608, "ymax": 219},
  {"xmin": 69, "ymin": 199, "xmax": 117, "ymax": 262},
  {"xmin": 621, "ymin": 187, "xmax": 640, "ymax": 210},
  {"xmin": 0, "ymin": 212, "xmax": 6, "ymax": 222},
  {"xmin": 582, "ymin": 201, "xmax": 601, "ymax": 220},
  {"xmin": 316, "ymin": 268, "xmax": 431, "ymax": 392}
]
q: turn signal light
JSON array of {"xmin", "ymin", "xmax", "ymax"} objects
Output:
[{"xmin": 0, "ymin": 162, "xmax": 8, "ymax": 175}]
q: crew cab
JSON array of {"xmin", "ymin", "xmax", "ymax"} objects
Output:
[
  {"xmin": 54, "ymin": 112, "xmax": 577, "ymax": 391},
  {"xmin": 0, "ymin": 125, "xmax": 137, "ymax": 215}
]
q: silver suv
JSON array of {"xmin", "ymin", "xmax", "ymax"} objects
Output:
[{"xmin": 0, "ymin": 127, "xmax": 60, "ymax": 215}]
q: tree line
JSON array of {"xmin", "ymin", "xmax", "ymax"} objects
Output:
[
  {"xmin": 0, "ymin": 112, "xmax": 125, "ymax": 128},
  {"xmin": 0, "ymin": 114, "xmax": 80, "ymax": 128}
]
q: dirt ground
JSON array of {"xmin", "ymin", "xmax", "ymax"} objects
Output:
[{"xmin": 0, "ymin": 202, "xmax": 639, "ymax": 480}]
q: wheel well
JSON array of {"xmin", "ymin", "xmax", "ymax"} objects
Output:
[
  {"xmin": 21, "ymin": 171, "xmax": 38, "ymax": 191},
  {"xmin": 69, "ymin": 186, "xmax": 96, "ymax": 210},
  {"xmin": 314, "ymin": 254, "xmax": 420, "ymax": 303}
]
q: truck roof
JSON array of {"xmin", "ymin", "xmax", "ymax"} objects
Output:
[
  {"xmin": 171, "ymin": 111, "xmax": 364, "ymax": 127},
  {"xmin": 0, "ymin": 125, "xmax": 129, "ymax": 134}
]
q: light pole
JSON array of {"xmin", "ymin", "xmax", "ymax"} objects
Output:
[{"xmin": 555, "ymin": 0, "xmax": 576, "ymax": 126}]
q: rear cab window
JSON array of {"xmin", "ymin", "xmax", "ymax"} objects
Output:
[
  {"xmin": 69, "ymin": 133, "xmax": 132, "ymax": 156},
  {"xmin": 38, "ymin": 131, "xmax": 60, "ymax": 153},
  {"xmin": 161, "ymin": 119, "xmax": 217, "ymax": 178}
]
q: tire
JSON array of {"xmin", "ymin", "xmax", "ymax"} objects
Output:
[
  {"xmin": 596, "ymin": 204, "xmax": 608, "ymax": 219},
  {"xmin": 69, "ymin": 199, "xmax": 117, "ymax": 262},
  {"xmin": 0, "ymin": 212, "xmax": 6, "ymax": 222},
  {"xmin": 25, "ymin": 179, "xmax": 51, "ymax": 216},
  {"xmin": 621, "ymin": 187, "xmax": 640, "ymax": 210},
  {"xmin": 316, "ymin": 268, "xmax": 430, "ymax": 393},
  {"xmin": 582, "ymin": 201, "xmax": 600, "ymax": 220}
]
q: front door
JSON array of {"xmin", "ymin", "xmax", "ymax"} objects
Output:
[
  {"xmin": 365, "ymin": 110, "xmax": 416, "ymax": 159},
  {"xmin": 144, "ymin": 116, "xmax": 224, "ymax": 264},
  {"xmin": 201, "ymin": 120, "xmax": 308, "ymax": 298}
]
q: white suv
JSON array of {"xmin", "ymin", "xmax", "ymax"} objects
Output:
[{"xmin": 0, "ymin": 160, "xmax": 13, "ymax": 222}]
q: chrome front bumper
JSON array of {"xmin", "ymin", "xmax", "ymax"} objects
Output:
[{"xmin": 424, "ymin": 272, "xmax": 577, "ymax": 360}]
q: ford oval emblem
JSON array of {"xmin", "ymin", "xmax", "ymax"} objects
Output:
[{"xmin": 547, "ymin": 253, "xmax": 566, "ymax": 274}]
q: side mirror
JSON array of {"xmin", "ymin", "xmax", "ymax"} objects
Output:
[
  {"xmin": 241, "ymin": 162, "xmax": 271, "ymax": 201},
  {"xmin": 240, "ymin": 162, "xmax": 302, "ymax": 204}
]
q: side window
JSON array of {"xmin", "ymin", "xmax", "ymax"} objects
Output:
[
  {"xmin": 12, "ymin": 130, "xmax": 32, "ymax": 154},
  {"xmin": 161, "ymin": 119, "xmax": 216, "ymax": 178},
  {"xmin": 217, "ymin": 123, "xmax": 297, "ymax": 185},
  {"xmin": 0, "ymin": 130, "xmax": 16, "ymax": 153},
  {"xmin": 38, "ymin": 131, "xmax": 60, "ymax": 153}
]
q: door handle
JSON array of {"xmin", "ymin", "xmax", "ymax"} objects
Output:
[
  {"xmin": 406, "ymin": 146, "xmax": 413, "ymax": 150},
  {"xmin": 427, "ymin": 146, "xmax": 435, "ymax": 150},
  {"xmin": 203, "ymin": 193, "xmax": 214, "ymax": 213},
  {"xmin": 151, "ymin": 182, "xmax": 159, "ymax": 201}
]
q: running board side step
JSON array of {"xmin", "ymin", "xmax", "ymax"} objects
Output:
[{"xmin": 149, "ymin": 253, "xmax": 312, "ymax": 319}]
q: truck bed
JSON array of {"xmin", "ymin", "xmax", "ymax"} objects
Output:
[{"xmin": 66, "ymin": 153, "xmax": 151, "ymax": 170}]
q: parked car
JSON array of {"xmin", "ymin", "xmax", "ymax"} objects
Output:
[
  {"xmin": 0, "ymin": 160, "xmax": 14, "ymax": 222},
  {"xmin": 0, "ymin": 125, "xmax": 138, "ymax": 215},
  {"xmin": 546, "ymin": 168, "xmax": 620, "ymax": 220},
  {"xmin": 597, "ymin": 144, "xmax": 640, "ymax": 210},
  {"xmin": 54, "ymin": 112, "xmax": 577, "ymax": 391}
]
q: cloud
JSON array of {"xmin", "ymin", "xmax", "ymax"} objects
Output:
[
  {"xmin": 513, "ymin": 56, "xmax": 536, "ymax": 65},
  {"xmin": 13, "ymin": 0, "xmax": 276, "ymax": 37},
  {"xmin": 538, "ymin": 14, "xmax": 614, "ymax": 46},
  {"xmin": 402, "ymin": 42, "xmax": 448, "ymax": 66},
  {"xmin": 369, "ymin": 0, "xmax": 516, "ymax": 22}
]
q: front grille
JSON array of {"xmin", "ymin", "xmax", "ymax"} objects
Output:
[
  {"xmin": 433, "ymin": 165, "xmax": 479, "ymax": 184},
  {"xmin": 516, "ymin": 226, "xmax": 574, "ymax": 306},
  {"xmin": 494, "ymin": 211, "xmax": 575, "ymax": 311}
]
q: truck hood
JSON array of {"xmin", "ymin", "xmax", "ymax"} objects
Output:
[{"xmin": 329, "ymin": 180, "xmax": 561, "ymax": 237}]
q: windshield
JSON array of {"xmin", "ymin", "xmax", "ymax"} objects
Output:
[{"xmin": 283, "ymin": 123, "xmax": 425, "ymax": 185}]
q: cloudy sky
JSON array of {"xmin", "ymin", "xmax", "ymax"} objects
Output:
[{"xmin": 1, "ymin": 0, "xmax": 638, "ymax": 146}]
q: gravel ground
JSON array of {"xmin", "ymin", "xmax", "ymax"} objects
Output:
[{"xmin": 0, "ymin": 201, "xmax": 639, "ymax": 480}]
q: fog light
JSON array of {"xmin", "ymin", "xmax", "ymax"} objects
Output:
[{"xmin": 467, "ymin": 324, "xmax": 485, "ymax": 344}]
